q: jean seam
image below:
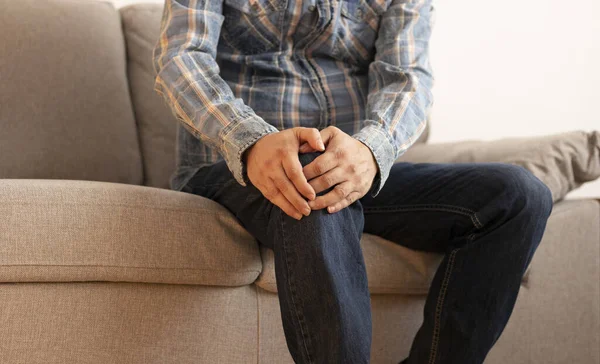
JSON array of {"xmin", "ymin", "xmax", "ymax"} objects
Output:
[
  {"xmin": 363, "ymin": 204, "xmax": 484, "ymax": 229},
  {"xmin": 280, "ymin": 213, "xmax": 313, "ymax": 364},
  {"xmin": 428, "ymin": 248, "xmax": 459, "ymax": 364}
]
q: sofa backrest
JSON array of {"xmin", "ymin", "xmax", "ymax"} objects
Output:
[
  {"xmin": 0, "ymin": 0, "xmax": 143, "ymax": 185},
  {"xmin": 121, "ymin": 4, "xmax": 177, "ymax": 189}
]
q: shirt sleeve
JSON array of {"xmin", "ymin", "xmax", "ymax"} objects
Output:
[
  {"xmin": 352, "ymin": 0, "xmax": 435, "ymax": 197},
  {"xmin": 152, "ymin": 0, "xmax": 279, "ymax": 186}
]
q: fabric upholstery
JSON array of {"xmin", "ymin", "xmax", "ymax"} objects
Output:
[
  {"xmin": 486, "ymin": 198, "xmax": 600, "ymax": 364},
  {"xmin": 0, "ymin": 283, "xmax": 259, "ymax": 364},
  {"xmin": 120, "ymin": 4, "xmax": 177, "ymax": 189},
  {"xmin": 0, "ymin": 0, "xmax": 142, "ymax": 184},
  {"xmin": 397, "ymin": 130, "xmax": 600, "ymax": 202},
  {"xmin": 0, "ymin": 179, "xmax": 261, "ymax": 287}
]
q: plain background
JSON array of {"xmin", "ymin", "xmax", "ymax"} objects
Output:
[{"xmin": 108, "ymin": 0, "xmax": 599, "ymax": 198}]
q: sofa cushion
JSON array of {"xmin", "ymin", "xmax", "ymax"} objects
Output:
[
  {"xmin": 256, "ymin": 234, "xmax": 443, "ymax": 295},
  {"xmin": 255, "ymin": 198, "xmax": 587, "ymax": 295},
  {"xmin": 397, "ymin": 130, "xmax": 600, "ymax": 203},
  {"xmin": 0, "ymin": 0, "xmax": 142, "ymax": 184},
  {"xmin": 121, "ymin": 4, "xmax": 178, "ymax": 189},
  {"xmin": 0, "ymin": 180, "xmax": 261, "ymax": 286}
]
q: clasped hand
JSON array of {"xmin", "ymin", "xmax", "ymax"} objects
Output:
[{"xmin": 244, "ymin": 126, "xmax": 378, "ymax": 220}]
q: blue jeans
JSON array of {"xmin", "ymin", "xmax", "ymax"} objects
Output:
[{"xmin": 181, "ymin": 152, "xmax": 553, "ymax": 364}]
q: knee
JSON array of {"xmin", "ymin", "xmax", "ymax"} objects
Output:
[{"xmin": 490, "ymin": 164, "xmax": 553, "ymax": 218}]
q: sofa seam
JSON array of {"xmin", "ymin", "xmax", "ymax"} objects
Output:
[
  {"xmin": 0, "ymin": 264, "xmax": 260, "ymax": 274},
  {"xmin": 1, "ymin": 203, "xmax": 239, "ymax": 218},
  {"xmin": 255, "ymin": 284, "xmax": 261, "ymax": 364}
]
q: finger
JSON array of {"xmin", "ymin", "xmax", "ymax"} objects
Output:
[
  {"xmin": 260, "ymin": 180, "xmax": 304, "ymax": 220},
  {"xmin": 308, "ymin": 167, "xmax": 346, "ymax": 195},
  {"xmin": 318, "ymin": 126, "xmax": 337, "ymax": 146},
  {"xmin": 328, "ymin": 191, "xmax": 362, "ymax": 213},
  {"xmin": 308, "ymin": 181, "xmax": 353, "ymax": 211},
  {"xmin": 303, "ymin": 152, "xmax": 338, "ymax": 181},
  {"xmin": 296, "ymin": 127, "xmax": 325, "ymax": 151},
  {"xmin": 282, "ymin": 155, "xmax": 316, "ymax": 201},
  {"xmin": 271, "ymin": 170, "xmax": 312, "ymax": 216},
  {"xmin": 299, "ymin": 142, "xmax": 317, "ymax": 154}
]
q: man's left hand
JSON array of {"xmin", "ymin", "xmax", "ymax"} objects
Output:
[{"xmin": 301, "ymin": 126, "xmax": 378, "ymax": 213}]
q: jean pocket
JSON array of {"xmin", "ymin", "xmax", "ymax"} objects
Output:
[{"xmin": 222, "ymin": 0, "xmax": 285, "ymax": 54}]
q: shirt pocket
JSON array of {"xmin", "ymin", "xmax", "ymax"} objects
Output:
[
  {"xmin": 336, "ymin": 0, "xmax": 383, "ymax": 66},
  {"xmin": 222, "ymin": 0, "xmax": 285, "ymax": 55}
]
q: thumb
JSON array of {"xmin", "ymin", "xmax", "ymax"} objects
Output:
[
  {"xmin": 297, "ymin": 128, "xmax": 325, "ymax": 152},
  {"xmin": 318, "ymin": 127, "xmax": 336, "ymax": 146}
]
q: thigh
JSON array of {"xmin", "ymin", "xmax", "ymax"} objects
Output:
[
  {"xmin": 360, "ymin": 161, "xmax": 532, "ymax": 253},
  {"xmin": 181, "ymin": 152, "xmax": 328, "ymax": 250}
]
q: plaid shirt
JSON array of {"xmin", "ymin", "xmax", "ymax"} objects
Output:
[{"xmin": 153, "ymin": 0, "xmax": 434, "ymax": 196}]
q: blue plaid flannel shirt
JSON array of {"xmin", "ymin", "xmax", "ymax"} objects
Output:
[{"xmin": 153, "ymin": 0, "xmax": 434, "ymax": 196}]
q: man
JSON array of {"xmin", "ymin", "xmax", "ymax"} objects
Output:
[{"xmin": 152, "ymin": 0, "xmax": 553, "ymax": 363}]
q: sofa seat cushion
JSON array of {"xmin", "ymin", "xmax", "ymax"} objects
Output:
[
  {"xmin": 0, "ymin": 180, "xmax": 261, "ymax": 286},
  {"xmin": 256, "ymin": 234, "xmax": 444, "ymax": 295},
  {"xmin": 255, "ymin": 199, "xmax": 590, "ymax": 294}
]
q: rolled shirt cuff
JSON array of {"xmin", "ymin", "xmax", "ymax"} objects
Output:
[
  {"xmin": 220, "ymin": 115, "xmax": 279, "ymax": 186},
  {"xmin": 352, "ymin": 123, "xmax": 397, "ymax": 197}
]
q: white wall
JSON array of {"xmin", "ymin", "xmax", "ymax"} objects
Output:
[
  {"xmin": 429, "ymin": 0, "xmax": 600, "ymax": 198},
  {"xmin": 109, "ymin": 0, "xmax": 599, "ymax": 198}
]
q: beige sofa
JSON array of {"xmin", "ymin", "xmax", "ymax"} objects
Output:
[{"xmin": 0, "ymin": 1, "xmax": 598, "ymax": 363}]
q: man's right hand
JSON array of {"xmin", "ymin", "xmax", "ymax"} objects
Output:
[{"xmin": 244, "ymin": 127, "xmax": 325, "ymax": 220}]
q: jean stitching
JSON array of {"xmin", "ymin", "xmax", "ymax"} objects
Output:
[
  {"xmin": 363, "ymin": 203, "xmax": 474, "ymax": 216},
  {"xmin": 363, "ymin": 204, "xmax": 484, "ymax": 230},
  {"xmin": 472, "ymin": 212, "xmax": 484, "ymax": 229},
  {"xmin": 428, "ymin": 248, "xmax": 459, "ymax": 364},
  {"xmin": 280, "ymin": 214, "xmax": 313, "ymax": 364}
]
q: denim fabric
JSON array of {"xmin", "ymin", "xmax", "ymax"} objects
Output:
[
  {"xmin": 153, "ymin": 0, "xmax": 434, "ymax": 196},
  {"xmin": 182, "ymin": 153, "xmax": 553, "ymax": 364}
]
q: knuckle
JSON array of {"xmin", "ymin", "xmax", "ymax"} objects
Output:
[
  {"xmin": 265, "ymin": 186, "xmax": 279, "ymax": 199},
  {"xmin": 275, "ymin": 147, "xmax": 287, "ymax": 158},
  {"xmin": 335, "ymin": 185, "xmax": 347, "ymax": 197},
  {"xmin": 334, "ymin": 148, "xmax": 347, "ymax": 160},
  {"xmin": 323, "ymin": 176, "xmax": 335, "ymax": 187},
  {"xmin": 287, "ymin": 167, "xmax": 300, "ymax": 178},
  {"xmin": 273, "ymin": 178, "xmax": 286, "ymax": 190},
  {"xmin": 312, "ymin": 163, "xmax": 323, "ymax": 175}
]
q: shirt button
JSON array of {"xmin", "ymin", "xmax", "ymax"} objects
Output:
[{"xmin": 308, "ymin": 5, "xmax": 316, "ymax": 12}]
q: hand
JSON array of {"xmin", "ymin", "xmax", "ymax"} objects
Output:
[
  {"xmin": 244, "ymin": 127, "xmax": 325, "ymax": 220},
  {"xmin": 301, "ymin": 126, "xmax": 378, "ymax": 213}
]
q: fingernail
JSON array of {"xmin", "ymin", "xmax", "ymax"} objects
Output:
[
  {"xmin": 296, "ymin": 214, "xmax": 303, "ymax": 220},
  {"xmin": 328, "ymin": 206, "xmax": 336, "ymax": 213},
  {"xmin": 319, "ymin": 142, "xmax": 325, "ymax": 150},
  {"xmin": 303, "ymin": 208, "xmax": 311, "ymax": 216}
]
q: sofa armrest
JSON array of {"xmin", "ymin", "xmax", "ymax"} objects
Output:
[
  {"xmin": 397, "ymin": 131, "xmax": 600, "ymax": 202},
  {"xmin": 0, "ymin": 179, "xmax": 261, "ymax": 286}
]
